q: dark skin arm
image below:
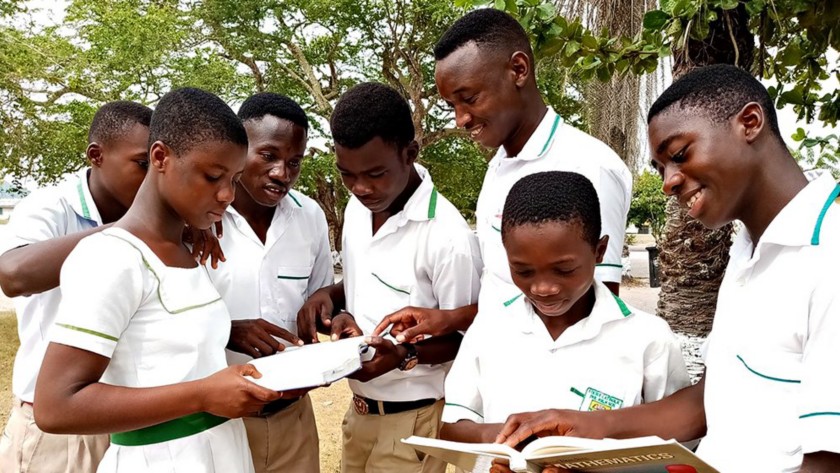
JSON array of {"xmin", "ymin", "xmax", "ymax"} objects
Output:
[
  {"xmin": 297, "ymin": 281, "xmax": 346, "ymax": 344},
  {"xmin": 496, "ymin": 377, "xmax": 707, "ymax": 447},
  {"xmin": 34, "ymin": 343, "xmax": 284, "ymax": 434},
  {"xmin": 0, "ymin": 225, "xmax": 111, "ymax": 297},
  {"xmin": 440, "ymin": 420, "xmax": 504, "ymax": 444},
  {"xmin": 800, "ymin": 452, "xmax": 840, "ymax": 472},
  {"xmin": 348, "ymin": 332, "xmax": 463, "ymax": 383},
  {"xmin": 372, "ymin": 304, "xmax": 478, "ymax": 343},
  {"xmin": 227, "ymin": 319, "xmax": 304, "ymax": 358}
]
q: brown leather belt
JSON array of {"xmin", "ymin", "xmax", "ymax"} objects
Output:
[
  {"xmin": 257, "ymin": 397, "xmax": 300, "ymax": 417},
  {"xmin": 352, "ymin": 394, "xmax": 436, "ymax": 416}
]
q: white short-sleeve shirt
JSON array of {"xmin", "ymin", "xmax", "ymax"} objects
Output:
[
  {"xmin": 698, "ymin": 173, "xmax": 840, "ymax": 472},
  {"xmin": 206, "ymin": 190, "xmax": 334, "ymax": 365},
  {"xmin": 475, "ymin": 108, "xmax": 632, "ymax": 308},
  {"xmin": 50, "ymin": 228, "xmax": 253, "ymax": 472},
  {"xmin": 442, "ymin": 281, "xmax": 689, "ymax": 425},
  {"xmin": 0, "ymin": 169, "xmax": 101, "ymax": 402},
  {"xmin": 342, "ymin": 165, "xmax": 482, "ymax": 402}
]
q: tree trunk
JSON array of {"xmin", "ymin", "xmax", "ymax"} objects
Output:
[{"xmin": 656, "ymin": 5, "xmax": 753, "ymax": 336}]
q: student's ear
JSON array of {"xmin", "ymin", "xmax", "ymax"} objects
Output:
[
  {"xmin": 148, "ymin": 141, "xmax": 171, "ymax": 172},
  {"xmin": 509, "ymin": 51, "xmax": 532, "ymax": 88},
  {"xmin": 86, "ymin": 143, "xmax": 103, "ymax": 167},
  {"xmin": 594, "ymin": 235, "xmax": 609, "ymax": 264},
  {"xmin": 404, "ymin": 140, "xmax": 420, "ymax": 165},
  {"xmin": 736, "ymin": 102, "xmax": 765, "ymax": 145}
]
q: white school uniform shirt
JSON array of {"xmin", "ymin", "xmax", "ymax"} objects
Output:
[
  {"xmin": 50, "ymin": 228, "xmax": 253, "ymax": 473},
  {"xmin": 442, "ymin": 281, "xmax": 689, "ymax": 425},
  {"xmin": 697, "ymin": 173, "xmax": 840, "ymax": 472},
  {"xmin": 342, "ymin": 165, "xmax": 482, "ymax": 402},
  {"xmin": 207, "ymin": 190, "xmax": 334, "ymax": 365},
  {"xmin": 0, "ymin": 169, "xmax": 101, "ymax": 403},
  {"xmin": 475, "ymin": 108, "xmax": 632, "ymax": 308}
]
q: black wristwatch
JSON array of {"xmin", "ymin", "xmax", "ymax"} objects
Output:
[{"xmin": 398, "ymin": 342, "xmax": 418, "ymax": 371}]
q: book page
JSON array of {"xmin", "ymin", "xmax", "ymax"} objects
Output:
[
  {"xmin": 402, "ymin": 436, "xmax": 521, "ymax": 471},
  {"xmin": 524, "ymin": 436, "xmax": 667, "ymax": 458},
  {"xmin": 245, "ymin": 336, "xmax": 368, "ymax": 391}
]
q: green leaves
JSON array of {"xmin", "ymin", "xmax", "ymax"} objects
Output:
[{"xmin": 643, "ymin": 10, "xmax": 671, "ymax": 29}]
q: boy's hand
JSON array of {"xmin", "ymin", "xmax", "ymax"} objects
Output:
[
  {"xmin": 297, "ymin": 288, "xmax": 335, "ymax": 344},
  {"xmin": 330, "ymin": 312, "xmax": 363, "ymax": 341},
  {"xmin": 372, "ymin": 306, "xmax": 450, "ymax": 342},
  {"xmin": 228, "ymin": 319, "xmax": 303, "ymax": 358},
  {"xmin": 496, "ymin": 409, "xmax": 601, "ymax": 447},
  {"xmin": 197, "ymin": 365, "xmax": 282, "ymax": 418},
  {"xmin": 184, "ymin": 221, "xmax": 225, "ymax": 269},
  {"xmin": 347, "ymin": 336, "xmax": 406, "ymax": 382}
]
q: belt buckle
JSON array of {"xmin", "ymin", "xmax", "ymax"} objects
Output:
[{"xmin": 352, "ymin": 395, "xmax": 369, "ymax": 415}]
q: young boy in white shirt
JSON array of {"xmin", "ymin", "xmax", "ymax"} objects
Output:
[
  {"xmin": 494, "ymin": 65, "xmax": 840, "ymax": 473},
  {"xmin": 0, "ymin": 101, "xmax": 151, "ymax": 473},
  {"xmin": 207, "ymin": 92, "xmax": 336, "ymax": 472},
  {"xmin": 299, "ymin": 82, "xmax": 482, "ymax": 473},
  {"xmin": 375, "ymin": 8, "xmax": 632, "ymax": 341},
  {"xmin": 441, "ymin": 171, "xmax": 688, "ymax": 459}
]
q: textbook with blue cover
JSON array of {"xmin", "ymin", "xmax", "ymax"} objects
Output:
[{"xmin": 403, "ymin": 435, "xmax": 718, "ymax": 473}]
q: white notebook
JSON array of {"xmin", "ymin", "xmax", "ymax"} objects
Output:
[{"xmin": 245, "ymin": 336, "xmax": 372, "ymax": 391}]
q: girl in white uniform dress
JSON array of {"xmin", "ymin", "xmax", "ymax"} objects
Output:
[{"xmin": 34, "ymin": 88, "xmax": 284, "ymax": 472}]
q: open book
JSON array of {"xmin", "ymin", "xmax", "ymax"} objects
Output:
[
  {"xmin": 245, "ymin": 336, "xmax": 372, "ymax": 391},
  {"xmin": 403, "ymin": 435, "xmax": 718, "ymax": 473}
]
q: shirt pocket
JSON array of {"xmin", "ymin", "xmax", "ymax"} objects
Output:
[
  {"xmin": 274, "ymin": 265, "xmax": 313, "ymax": 302},
  {"xmin": 368, "ymin": 269, "xmax": 414, "ymax": 317}
]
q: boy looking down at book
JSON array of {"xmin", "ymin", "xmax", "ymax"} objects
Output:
[
  {"xmin": 298, "ymin": 82, "xmax": 482, "ymax": 473},
  {"xmin": 440, "ymin": 171, "xmax": 689, "ymax": 460},
  {"xmin": 494, "ymin": 65, "xmax": 840, "ymax": 473}
]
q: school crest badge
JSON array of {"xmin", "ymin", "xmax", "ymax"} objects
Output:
[{"xmin": 580, "ymin": 387, "xmax": 623, "ymax": 411}]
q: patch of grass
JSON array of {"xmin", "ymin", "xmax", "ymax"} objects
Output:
[{"xmin": 0, "ymin": 311, "xmax": 18, "ymax": 426}]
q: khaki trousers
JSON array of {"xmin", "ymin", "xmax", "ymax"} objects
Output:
[
  {"xmin": 242, "ymin": 394, "xmax": 320, "ymax": 473},
  {"xmin": 340, "ymin": 399, "xmax": 446, "ymax": 473},
  {"xmin": 0, "ymin": 399, "xmax": 109, "ymax": 473}
]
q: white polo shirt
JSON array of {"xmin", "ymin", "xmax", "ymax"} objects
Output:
[
  {"xmin": 0, "ymin": 169, "xmax": 101, "ymax": 403},
  {"xmin": 698, "ymin": 173, "xmax": 840, "ymax": 472},
  {"xmin": 343, "ymin": 165, "xmax": 482, "ymax": 402},
  {"xmin": 207, "ymin": 190, "xmax": 334, "ymax": 366},
  {"xmin": 475, "ymin": 108, "xmax": 632, "ymax": 308},
  {"xmin": 442, "ymin": 281, "xmax": 689, "ymax": 425}
]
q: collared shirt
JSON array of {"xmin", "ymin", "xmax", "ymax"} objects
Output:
[
  {"xmin": 475, "ymin": 108, "xmax": 632, "ymax": 308},
  {"xmin": 207, "ymin": 190, "xmax": 334, "ymax": 365},
  {"xmin": 343, "ymin": 165, "xmax": 482, "ymax": 402},
  {"xmin": 442, "ymin": 281, "xmax": 689, "ymax": 424},
  {"xmin": 0, "ymin": 169, "xmax": 101, "ymax": 402},
  {"xmin": 698, "ymin": 173, "xmax": 840, "ymax": 472}
]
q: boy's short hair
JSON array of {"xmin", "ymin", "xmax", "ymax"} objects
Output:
[
  {"xmin": 149, "ymin": 88, "xmax": 247, "ymax": 156},
  {"xmin": 330, "ymin": 82, "xmax": 414, "ymax": 150},
  {"xmin": 647, "ymin": 64, "xmax": 782, "ymax": 141},
  {"xmin": 238, "ymin": 92, "xmax": 309, "ymax": 131},
  {"xmin": 88, "ymin": 101, "xmax": 153, "ymax": 144},
  {"xmin": 502, "ymin": 171, "xmax": 601, "ymax": 247},
  {"xmin": 434, "ymin": 8, "xmax": 533, "ymax": 63}
]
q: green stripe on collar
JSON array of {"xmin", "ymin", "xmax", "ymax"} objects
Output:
[
  {"xmin": 611, "ymin": 294, "xmax": 631, "ymax": 317},
  {"xmin": 537, "ymin": 114, "xmax": 561, "ymax": 157},
  {"xmin": 503, "ymin": 293, "xmax": 523, "ymax": 307},
  {"xmin": 428, "ymin": 187, "xmax": 438, "ymax": 219},
  {"xmin": 812, "ymin": 184, "xmax": 840, "ymax": 245},
  {"xmin": 288, "ymin": 191, "xmax": 302, "ymax": 208},
  {"xmin": 76, "ymin": 180, "xmax": 91, "ymax": 219}
]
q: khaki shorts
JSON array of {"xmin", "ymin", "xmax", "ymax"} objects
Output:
[
  {"xmin": 0, "ymin": 399, "xmax": 109, "ymax": 473},
  {"xmin": 341, "ymin": 399, "xmax": 446, "ymax": 473}
]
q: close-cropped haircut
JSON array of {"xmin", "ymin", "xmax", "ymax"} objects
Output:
[
  {"xmin": 434, "ymin": 8, "xmax": 533, "ymax": 62},
  {"xmin": 502, "ymin": 171, "xmax": 601, "ymax": 248},
  {"xmin": 149, "ymin": 88, "xmax": 247, "ymax": 156},
  {"xmin": 238, "ymin": 92, "xmax": 309, "ymax": 131},
  {"xmin": 88, "ymin": 101, "xmax": 153, "ymax": 144},
  {"xmin": 330, "ymin": 82, "xmax": 414, "ymax": 150},
  {"xmin": 647, "ymin": 64, "xmax": 782, "ymax": 141}
]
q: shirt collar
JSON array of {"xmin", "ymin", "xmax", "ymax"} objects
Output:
[
  {"xmin": 508, "ymin": 281, "xmax": 633, "ymax": 347},
  {"xmin": 495, "ymin": 107, "xmax": 561, "ymax": 162},
  {"xmin": 395, "ymin": 164, "xmax": 438, "ymax": 223},
  {"xmin": 225, "ymin": 190, "xmax": 303, "ymax": 246},
  {"xmin": 754, "ymin": 172, "xmax": 839, "ymax": 248},
  {"xmin": 67, "ymin": 168, "xmax": 103, "ymax": 225}
]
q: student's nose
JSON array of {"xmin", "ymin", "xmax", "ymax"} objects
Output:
[
  {"xmin": 268, "ymin": 162, "xmax": 289, "ymax": 183},
  {"xmin": 218, "ymin": 178, "xmax": 236, "ymax": 205},
  {"xmin": 530, "ymin": 279, "xmax": 560, "ymax": 298},
  {"xmin": 662, "ymin": 167, "xmax": 683, "ymax": 197},
  {"xmin": 351, "ymin": 178, "xmax": 373, "ymax": 197},
  {"xmin": 454, "ymin": 106, "xmax": 472, "ymax": 129}
]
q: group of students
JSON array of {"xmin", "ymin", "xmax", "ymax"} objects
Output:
[{"xmin": 0, "ymin": 7, "xmax": 838, "ymax": 473}]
